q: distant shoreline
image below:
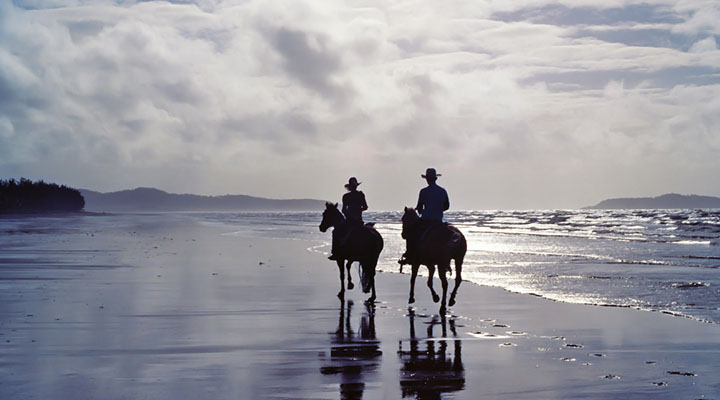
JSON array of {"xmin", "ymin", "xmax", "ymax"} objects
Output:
[
  {"xmin": 585, "ymin": 193, "xmax": 720, "ymax": 210},
  {"xmin": 80, "ymin": 187, "xmax": 326, "ymax": 213},
  {"xmin": 0, "ymin": 210, "xmax": 110, "ymax": 218}
]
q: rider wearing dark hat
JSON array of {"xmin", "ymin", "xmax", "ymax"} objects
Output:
[
  {"xmin": 341, "ymin": 177, "xmax": 368, "ymax": 223},
  {"xmin": 416, "ymin": 168, "xmax": 449, "ymax": 221},
  {"xmin": 399, "ymin": 168, "xmax": 450, "ymax": 265},
  {"xmin": 329, "ymin": 177, "xmax": 368, "ymax": 260}
]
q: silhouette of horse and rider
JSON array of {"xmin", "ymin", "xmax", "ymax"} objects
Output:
[
  {"xmin": 319, "ymin": 169, "xmax": 467, "ymax": 314},
  {"xmin": 319, "ymin": 177, "xmax": 383, "ymax": 302}
]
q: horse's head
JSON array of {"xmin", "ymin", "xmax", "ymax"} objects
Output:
[
  {"xmin": 319, "ymin": 202, "xmax": 343, "ymax": 232},
  {"xmin": 401, "ymin": 206, "xmax": 419, "ymax": 239}
]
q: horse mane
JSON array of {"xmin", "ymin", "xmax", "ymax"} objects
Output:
[{"xmin": 404, "ymin": 206, "xmax": 418, "ymax": 215}]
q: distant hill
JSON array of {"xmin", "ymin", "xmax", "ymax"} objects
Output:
[
  {"xmin": 1, "ymin": 178, "xmax": 84, "ymax": 213},
  {"xmin": 80, "ymin": 187, "xmax": 325, "ymax": 212},
  {"xmin": 585, "ymin": 193, "xmax": 720, "ymax": 209}
]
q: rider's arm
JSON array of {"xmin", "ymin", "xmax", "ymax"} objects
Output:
[
  {"xmin": 341, "ymin": 193, "xmax": 349, "ymax": 215},
  {"xmin": 415, "ymin": 190, "xmax": 424, "ymax": 215},
  {"xmin": 360, "ymin": 192, "xmax": 368, "ymax": 211}
]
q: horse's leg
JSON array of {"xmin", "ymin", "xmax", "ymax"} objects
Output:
[
  {"xmin": 427, "ymin": 264, "xmax": 440, "ymax": 303},
  {"xmin": 336, "ymin": 259, "xmax": 345, "ymax": 299},
  {"xmin": 438, "ymin": 263, "xmax": 449, "ymax": 315},
  {"xmin": 409, "ymin": 264, "xmax": 419, "ymax": 304},
  {"xmin": 370, "ymin": 253, "xmax": 380, "ymax": 302},
  {"xmin": 449, "ymin": 257, "xmax": 463, "ymax": 307},
  {"xmin": 346, "ymin": 260, "xmax": 354, "ymax": 290}
]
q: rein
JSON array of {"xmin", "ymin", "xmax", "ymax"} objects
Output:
[
  {"xmin": 402, "ymin": 212, "xmax": 421, "ymax": 237},
  {"xmin": 329, "ymin": 209, "xmax": 346, "ymax": 228}
]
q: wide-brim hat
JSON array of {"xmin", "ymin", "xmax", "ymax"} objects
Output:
[
  {"xmin": 421, "ymin": 168, "xmax": 441, "ymax": 179},
  {"xmin": 344, "ymin": 177, "xmax": 361, "ymax": 189}
]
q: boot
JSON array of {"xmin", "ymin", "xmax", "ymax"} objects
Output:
[{"xmin": 398, "ymin": 251, "xmax": 414, "ymax": 265}]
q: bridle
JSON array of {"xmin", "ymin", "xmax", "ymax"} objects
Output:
[{"xmin": 401, "ymin": 209, "xmax": 420, "ymax": 239}]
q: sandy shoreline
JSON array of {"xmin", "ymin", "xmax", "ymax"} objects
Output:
[{"xmin": 1, "ymin": 214, "xmax": 719, "ymax": 399}]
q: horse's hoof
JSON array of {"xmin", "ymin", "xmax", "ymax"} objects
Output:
[
  {"xmin": 449, "ymin": 298, "xmax": 456, "ymax": 307},
  {"xmin": 409, "ymin": 297, "xmax": 415, "ymax": 304},
  {"xmin": 432, "ymin": 294, "xmax": 440, "ymax": 303},
  {"xmin": 367, "ymin": 296, "xmax": 376, "ymax": 303},
  {"xmin": 347, "ymin": 282, "xmax": 354, "ymax": 290}
]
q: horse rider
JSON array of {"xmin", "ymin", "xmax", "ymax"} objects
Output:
[
  {"xmin": 399, "ymin": 168, "xmax": 449, "ymax": 265},
  {"xmin": 329, "ymin": 177, "xmax": 368, "ymax": 260}
]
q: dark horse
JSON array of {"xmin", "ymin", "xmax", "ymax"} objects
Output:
[
  {"xmin": 401, "ymin": 207, "xmax": 467, "ymax": 314},
  {"xmin": 320, "ymin": 202, "xmax": 384, "ymax": 302}
]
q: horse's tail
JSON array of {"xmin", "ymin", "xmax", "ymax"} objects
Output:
[
  {"xmin": 360, "ymin": 262, "xmax": 373, "ymax": 293},
  {"xmin": 444, "ymin": 225, "xmax": 464, "ymax": 250},
  {"xmin": 437, "ymin": 225, "xmax": 466, "ymax": 276},
  {"xmin": 359, "ymin": 226, "xmax": 383, "ymax": 294}
]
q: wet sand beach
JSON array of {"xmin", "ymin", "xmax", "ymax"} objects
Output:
[{"xmin": 1, "ymin": 214, "xmax": 719, "ymax": 399}]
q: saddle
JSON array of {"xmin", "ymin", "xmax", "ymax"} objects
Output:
[
  {"xmin": 337, "ymin": 220, "xmax": 369, "ymax": 247},
  {"xmin": 398, "ymin": 220, "xmax": 460, "ymax": 268},
  {"xmin": 416, "ymin": 221, "xmax": 457, "ymax": 244}
]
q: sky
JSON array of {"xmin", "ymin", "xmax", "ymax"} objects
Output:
[{"xmin": 1, "ymin": 0, "xmax": 719, "ymax": 210}]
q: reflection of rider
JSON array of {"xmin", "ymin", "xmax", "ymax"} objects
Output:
[
  {"xmin": 320, "ymin": 300, "xmax": 381, "ymax": 399},
  {"xmin": 398, "ymin": 310, "xmax": 465, "ymax": 397},
  {"xmin": 399, "ymin": 168, "xmax": 449, "ymax": 265},
  {"xmin": 329, "ymin": 177, "xmax": 369, "ymax": 260}
]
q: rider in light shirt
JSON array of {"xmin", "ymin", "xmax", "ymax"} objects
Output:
[
  {"xmin": 416, "ymin": 168, "xmax": 449, "ymax": 222},
  {"xmin": 399, "ymin": 168, "xmax": 449, "ymax": 265}
]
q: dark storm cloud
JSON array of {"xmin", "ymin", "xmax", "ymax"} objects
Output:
[
  {"xmin": 270, "ymin": 27, "xmax": 352, "ymax": 104},
  {"xmin": 66, "ymin": 20, "xmax": 108, "ymax": 42}
]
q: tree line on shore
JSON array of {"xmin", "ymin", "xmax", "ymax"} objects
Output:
[{"xmin": 0, "ymin": 178, "xmax": 85, "ymax": 213}]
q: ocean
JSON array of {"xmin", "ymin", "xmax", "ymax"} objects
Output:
[
  {"xmin": 202, "ymin": 209, "xmax": 720, "ymax": 324},
  {"xmin": 2, "ymin": 209, "xmax": 719, "ymax": 324}
]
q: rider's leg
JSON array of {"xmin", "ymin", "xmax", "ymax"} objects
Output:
[
  {"xmin": 328, "ymin": 229, "xmax": 339, "ymax": 260},
  {"xmin": 399, "ymin": 239, "xmax": 409, "ymax": 264},
  {"xmin": 399, "ymin": 237, "xmax": 417, "ymax": 265}
]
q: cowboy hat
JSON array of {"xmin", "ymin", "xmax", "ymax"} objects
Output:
[
  {"xmin": 421, "ymin": 168, "xmax": 441, "ymax": 179},
  {"xmin": 344, "ymin": 177, "xmax": 361, "ymax": 189}
]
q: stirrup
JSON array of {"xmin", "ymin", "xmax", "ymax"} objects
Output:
[{"xmin": 328, "ymin": 254, "xmax": 338, "ymax": 260}]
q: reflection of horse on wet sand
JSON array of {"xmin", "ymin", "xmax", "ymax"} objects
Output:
[
  {"xmin": 320, "ymin": 299, "xmax": 382, "ymax": 399},
  {"xmin": 398, "ymin": 309, "xmax": 465, "ymax": 398},
  {"xmin": 320, "ymin": 202, "xmax": 384, "ymax": 302},
  {"xmin": 401, "ymin": 207, "xmax": 467, "ymax": 314}
]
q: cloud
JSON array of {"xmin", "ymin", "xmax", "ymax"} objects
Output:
[
  {"xmin": 672, "ymin": 2, "xmax": 720, "ymax": 35},
  {"xmin": 269, "ymin": 28, "xmax": 350, "ymax": 102},
  {"xmin": 1, "ymin": 0, "xmax": 719, "ymax": 209},
  {"xmin": 689, "ymin": 35, "xmax": 717, "ymax": 52}
]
